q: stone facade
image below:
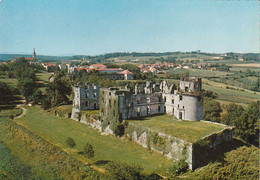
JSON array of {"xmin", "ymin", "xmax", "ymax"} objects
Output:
[
  {"xmin": 73, "ymin": 77, "xmax": 204, "ymax": 121},
  {"xmin": 73, "ymin": 83, "xmax": 100, "ymax": 110}
]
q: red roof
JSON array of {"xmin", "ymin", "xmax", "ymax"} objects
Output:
[
  {"xmin": 97, "ymin": 68, "xmax": 123, "ymax": 71},
  {"xmin": 24, "ymin": 58, "xmax": 35, "ymax": 61},
  {"xmin": 119, "ymin": 70, "xmax": 133, "ymax": 74},
  {"xmin": 90, "ymin": 64, "xmax": 106, "ymax": 68}
]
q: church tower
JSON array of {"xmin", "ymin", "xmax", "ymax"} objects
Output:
[{"xmin": 33, "ymin": 48, "xmax": 36, "ymax": 59}]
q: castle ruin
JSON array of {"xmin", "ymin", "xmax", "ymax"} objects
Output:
[{"xmin": 73, "ymin": 77, "xmax": 204, "ymax": 123}]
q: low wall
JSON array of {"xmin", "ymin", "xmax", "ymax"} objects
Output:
[
  {"xmin": 71, "ymin": 108, "xmax": 102, "ymax": 131},
  {"xmin": 125, "ymin": 122, "xmax": 193, "ymax": 169},
  {"xmin": 192, "ymin": 125, "xmax": 234, "ymax": 169},
  {"xmin": 71, "ymin": 108, "xmax": 234, "ymax": 170}
]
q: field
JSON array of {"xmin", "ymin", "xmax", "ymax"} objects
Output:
[
  {"xmin": 15, "ymin": 107, "xmax": 173, "ymax": 174},
  {"xmin": 230, "ymin": 63, "xmax": 260, "ymax": 68},
  {"xmin": 166, "ymin": 68, "xmax": 231, "ymax": 78},
  {"xmin": 230, "ymin": 67, "xmax": 260, "ymax": 72},
  {"xmin": 0, "ymin": 78, "xmax": 17, "ymax": 86},
  {"xmin": 128, "ymin": 115, "xmax": 225, "ymax": 143},
  {"xmin": 203, "ymin": 79, "xmax": 259, "ymax": 105},
  {"xmin": 36, "ymin": 72, "xmax": 53, "ymax": 82}
]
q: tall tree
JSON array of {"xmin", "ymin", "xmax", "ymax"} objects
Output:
[
  {"xmin": 221, "ymin": 103, "xmax": 244, "ymax": 126},
  {"xmin": 203, "ymin": 98, "xmax": 222, "ymax": 122},
  {"xmin": 235, "ymin": 101, "xmax": 259, "ymax": 146},
  {"xmin": 46, "ymin": 72, "xmax": 72, "ymax": 107},
  {"xmin": 0, "ymin": 82, "xmax": 13, "ymax": 104}
]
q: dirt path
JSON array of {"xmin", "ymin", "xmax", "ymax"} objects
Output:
[{"xmin": 14, "ymin": 105, "xmax": 27, "ymax": 119}]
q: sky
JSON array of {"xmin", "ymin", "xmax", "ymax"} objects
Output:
[{"xmin": 0, "ymin": 0, "xmax": 258, "ymax": 56}]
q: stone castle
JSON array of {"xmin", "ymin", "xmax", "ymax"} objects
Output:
[
  {"xmin": 72, "ymin": 77, "xmax": 235, "ymax": 170},
  {"xmin": 73, "ymin": 77, "xmax": 204, "ymax": 121}
]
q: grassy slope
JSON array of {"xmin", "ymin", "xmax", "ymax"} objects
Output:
[
  {"xmin": 0, "ymin": 78, "xmax": 17, "ymax": 86},
  {"xmin": 0, "ymin": 107, "xmax": 106, "ymax": 179},
  {"xmin": 203, "ymin": 79, "xmax": 259, "ymax": 104},
  {"xmin": 15, "ymin": 107, "xmax": 173, "ymax": 174},
  {"xmin": 128, "ymin": 115, "xmax": 224, "ymax": 143},
  {"xmin": 36, "ymin": 72, "xmax": 52, "ymax": 82}
]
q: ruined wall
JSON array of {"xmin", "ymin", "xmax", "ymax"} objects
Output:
[
  {"xmin": 73, "ymin": 85, "xmax": 100, "ymax": 110},
  {"xmin": 71, "ymin": 108, "xmax": 102, "ymax": 131},
  {"xmin": 99, "ymin": 89, "xmax": 121, "ymax": 132},
  {"xmin": 125, "ymin": 122, "xmax": 193, "ymax": 169},
  {"xmin": 125, "ymin": 121, "xmax": 234, "ymax": 170},
  {"xmin": 192, "ymin": 125, "xmax": 234, "ymax": 169}
]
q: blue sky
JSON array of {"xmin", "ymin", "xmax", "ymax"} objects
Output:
[{"xmin": 0, "ymin": 0, "xmax": 258, "ymax": 55}]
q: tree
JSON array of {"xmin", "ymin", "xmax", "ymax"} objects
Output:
[
  {"xmin": 18, "ymin": 77, "xmax": 37, "ymax": 103},
  {"xmin": 45, "ymin": 72, "xmax": 72, "ymax": 107},
  {"xmin": 105, "ymin": 161, "xmax": 143, "ymax": 180},
  {"xmin": 221, "ymin": 103, "xmax": 244, "ymax": 126},
  {"xmin": 65, "ymin": 137, "xmax": 76, "ymax": 148},
  {"xmin": 203, "ymin": 98, "xmax": 222, "ymax": 122},
  {"xmin": 0, "ymin": 82, "xmax": 13, "ymax": 104},
  {"xmin": 168, "ymin": 159, "xmax": 189, "ymax": 176},
  {"xmin": 235, "ymin": 101, "xmax": 259, "ymax": 146},
  {"xmin": 31, "ymin": 89, "xmax": 43, "ymax": 104},
  {"xmin": 83, "ymin": 143, "xmax": 94, "ymax": 158}
]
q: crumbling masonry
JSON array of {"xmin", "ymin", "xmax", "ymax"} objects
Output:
[{"xmin": 73, "ymin": 77, "xmax": 204, "ymax": 123}]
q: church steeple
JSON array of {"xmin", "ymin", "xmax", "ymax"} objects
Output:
[{"xmin": 33, "ymin": 48, "xmax": 36, "ymax": 59}]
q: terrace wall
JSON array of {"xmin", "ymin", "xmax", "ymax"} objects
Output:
[
  {"xmin": 125, "ymin": 122, "xmax": 193, "ymax": 169},
  {"xmin": 72, "ymin": 107, "xmax": 234, "ymax": 170},
  {"xmin": 124, "ymin": 121, "xmax": 234, "ymax": 170}
]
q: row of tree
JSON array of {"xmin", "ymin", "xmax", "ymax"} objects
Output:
[{"xmin": 203, "ymin": 98, "xmax": 259, "ymax": 146}]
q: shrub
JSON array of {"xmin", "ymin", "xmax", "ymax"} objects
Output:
[
  {"xmin": 168, "ymin": 159, "xmax": 189, "ymax": 176},
  {"xmin": 65, "ymin": 137, "xmax": 76, "ymax": 148},
  {"xmin": 105, "ymin": 161, "xmax": 143, "ymax": 180},
  {"xmin": 114, "ymin": 124, "xmax": 125, "ymax": 137},
  {"xmin": 9, "ymin": 115, "xmax": 14, "ymax": 120},
  {"xmin": 83, "ymin": 142, "xmax": 94, "ymax": 158}
]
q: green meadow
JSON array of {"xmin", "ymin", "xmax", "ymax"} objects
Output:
[
  {"xmin": 128, "ymin": 115, "xmax": 225, "ymax": 143},
  {"xmin": 15, "ymin": 107, "xmax": 173, "ymax": 174}
]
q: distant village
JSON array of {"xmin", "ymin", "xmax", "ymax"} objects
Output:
[{"xmin": 0, "ymin": 48, "xmax": 239, "ymax": 83}]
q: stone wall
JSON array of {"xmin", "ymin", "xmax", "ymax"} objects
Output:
[
  {"xmin": 125, "ymin": 122, "xmax": 193, "ymax": 169},
  {"xmin": 124, "ymin": 121, "xmax": 234, "ymax": 170},
  {"xmin": 71, "ymin": 108, "xmax": 102, "ymax": 131},
  {"xmin": 192, "ymin": 123, "xmax": 234, "ymax": 169}
]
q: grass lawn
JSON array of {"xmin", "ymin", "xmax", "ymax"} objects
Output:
[
  {"xmin": 0, "ymin": 78, "xmax": 17, "ymax": 86},
  {"xmin": 15, "ymin": 107, "xmax": 173, "ymax": 174},
  {"xmin": 0, "ymin": 108, "xmax": 22, "ymax": 118},
  {"xmin": 128, "ymin": 115, "xmax": 225, "ymax": 143},
  {"xmin": 36, "ymin": 72, "xmax": 53, "ymax": 82},
  {"xmin": 202, "ymin": 79, "xmax": 259, "ymax": 104}
]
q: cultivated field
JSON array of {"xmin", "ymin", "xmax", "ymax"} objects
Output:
[
  {"xmin": 230, "ymin": 63, "xmax": 260, "ymax": 68},
  {"xmin": 203, "ymin": 79, "xmax": 259, "ymax": 105}
]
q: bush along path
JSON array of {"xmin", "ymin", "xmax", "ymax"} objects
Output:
[{"xmin": 14, "ymin": 105, "xmax": 26, "ymax": 119}]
